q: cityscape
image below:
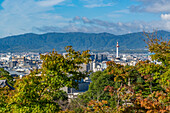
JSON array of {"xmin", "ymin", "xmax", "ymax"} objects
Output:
[
  {"xmin": 0, "ymin": 41, "xmax": 162, "ymax": 100},
  {"xmin": 0, "ymin": 42, "xmax": 150, "ymax": 78},
  {"xmin": 0, "ymin": 0, "xmax": 169, "ymax": 113}
]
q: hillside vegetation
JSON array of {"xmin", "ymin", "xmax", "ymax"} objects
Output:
[{"xmin": 0, "ymin": 30, "xmax": 169, "ymax": 52}]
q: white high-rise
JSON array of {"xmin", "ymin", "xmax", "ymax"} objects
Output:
[{"xmin": 116, "ymin": 41, "xmax": 119, "ymax": 58}]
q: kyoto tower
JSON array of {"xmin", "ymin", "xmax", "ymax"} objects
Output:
[{"xmin": 116, "ymin": 41, "xmax": 119, "ymax": 58}]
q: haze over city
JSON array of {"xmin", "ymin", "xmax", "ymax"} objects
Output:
[{"xmin": 0, "ymin": 0, "xmax": 170, "ymax": 38}]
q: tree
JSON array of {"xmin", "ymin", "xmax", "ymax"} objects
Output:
[
  {"xmin": 40, "ymin": 46, "xmax": 90, "ymax": 91},
  {"xmin": 144, "ymin": 31, "xmax": 170, "ymax": 67},
  {"xmin": 78, "ymin": 71, "xmax": 115, "ymax": 107},
  {"xmin": 0, "ymin": 68, "xmax": 14, "ymax": 86},
  {"xmin": 105, "ymin": 32, "xmax": 170, "ymax": 112},
  {"xmin": 0, "ymin": 68, "xmax": 14, "ymax": 112},
  {"xmin": 4, "ymin": 46, "xmax": 90, "ymax": 112},
  {"xmin": 82, "ymin": 31, "xmax": 170, "ymax": 113}
]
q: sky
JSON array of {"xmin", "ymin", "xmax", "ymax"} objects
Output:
[{"xmin": 0, "ymin": 0, "xmax": 170, "ymax": 38}]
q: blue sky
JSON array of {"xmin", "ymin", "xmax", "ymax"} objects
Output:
[{"xmin": 0, "ymin": 0, "xmax": 170, "ymax": 38}]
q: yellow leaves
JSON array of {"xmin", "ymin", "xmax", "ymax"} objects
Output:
[
  {"xmin": 144, "ymin": 31, "xmax": 170, "ymax": 66},
  {"xmin": 134, "ymin": 90, "xmax": 170, "ymax": 113},
  {"xmin": 102, "ymin": 100, "xmax": 108, "ymax": 104},
  {"xmin": 86, "ymin": 100, "xmax": 111, "ymax": 112},
  {"xmin": 59, "ymin": 109, "xmax": 75, "ymax": 113},
  {"xmin": 80, "ymin": 33, "xmax": 170, "ymax": 113}
]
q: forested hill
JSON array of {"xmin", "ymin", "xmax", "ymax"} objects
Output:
[{"xmin": 0, "ymin": 30, "xmax": 169, "ymax": 52}]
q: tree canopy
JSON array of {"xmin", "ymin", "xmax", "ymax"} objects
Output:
[
  {"xmin": 75, "ymin": 32, "xmax": 170, "ymax": 113},
  {"xmin": 0, "ymin": 46, "xmax": 91, "ymax": 112},
  {"xmin": 0, "ymin": 32, "xmax": 169, "ymax": 113}
]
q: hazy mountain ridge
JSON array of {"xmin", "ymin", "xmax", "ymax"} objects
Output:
[{"xmin": 0, "ymin": 31, "xmax": 169, "ymax": 52}]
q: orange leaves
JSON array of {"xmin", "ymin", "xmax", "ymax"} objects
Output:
[
  {"xmin": 134, "ymin": 91, "xmax": 170, "ymax": 113},
  {"xmin": 144, "ymin": 31, "xmax": 170, "ymax": 66},
  {"xmin": 81, "ymin": 32, "xmax": 170, "ymax": 113},
  {"xmin": 85, "ymin": 100, "xmax": 111, "ymax": 112},
  {"xmin": 102, "ymin": 100, "xmax": 108, "ymax": 105},
  {"xmin": 104, "ymin": 86, "xmax": 115, "ymax": 97}
]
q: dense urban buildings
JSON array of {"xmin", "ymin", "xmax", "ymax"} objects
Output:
[
  {"xmin": 0, "ymin": 50, "xmax": 150, "ymax": 77},
  {"xmin": 0, "ymin": 42, "xmax": 154, "ymax": 99}
]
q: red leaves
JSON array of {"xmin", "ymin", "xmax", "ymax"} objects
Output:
[
  {"xmin": 104, "ymin": 86, "xmax": 115, "ymax": 97},
  {"xmin": 135, "ymin": 91, "xmax": 170, "ymax": 113}
]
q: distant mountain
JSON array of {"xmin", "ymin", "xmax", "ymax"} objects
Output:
[{"xmin": 0, "ymin": 31, "xmax": 169, "ymax": 52}]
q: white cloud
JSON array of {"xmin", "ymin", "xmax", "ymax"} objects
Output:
[
  {"xmin": 84, "ymin": 3, "xmax": 113, "ymax": 8},
  {"xmin": 81, "ymin": 0, "xmax": 114, "ymax": 8},
  {"xmin": 82, "ymin": 17, "xmax": 91, "ymax": 23},
  {"xmin": 114, "ymin": 9, "xmax": 129, "ymax": 14},
  {"xmin": 161, "ymin": 14, "xmax": 170, "ymax": 20},
  {"xmin": 36, "ymin": 17, "xmax": 154, "ymax": 35},
  {"xmin": 37, "ymin": 0, "xmax": 65, "ymax": 7},
  {"xmin": 1, "ymin": 0, "xmax": 170, "ymax": 38},
  {"xmin": 129, "ymin": 0, "xmax": 170, "ymax": 31},
  {"xmin": 107, "ymin": 9, "xmax": 130, "ymax": 18},
  {"xmin": 0, "ymin": 0, "xmax": 70, "ymax": 38},
  {"xmin": 68, "ymin": 17, "xmax": 170, "ymax": 34},
  {"xmin": 130, "ymin": 0, "xmax": 170, "ymax": 13},
  {"xmin": 107, "ymin": 13, "xmax": 122, "ymax": 18}
]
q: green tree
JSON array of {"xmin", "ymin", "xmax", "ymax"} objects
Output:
[
  {"xmin": 4, "ymin": 46, "xmax": 90, "ymax": 113},
  {"xmin": 0, "ymin": 68, "xmax": 14, "ymax": 112},
  {"xmin": 78, "ymin": 71, "xmax": 114, "ymax": 105},
  {"xmin": 82, "ymin": 31, "xmax": 170, "ymax": 113},
  {"xmin": 105, "ymin": 32, "xmax": 170, "ymax": 112},
  {"xmin": 144, "ymin": 31, "xmax": 170, "ymax": 67},
  {"xmin": 0, "ymin": 68, "xmax": 14, "ymax": 86}
]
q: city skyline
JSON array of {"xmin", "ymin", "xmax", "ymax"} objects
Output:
[{"xmin": 0, "ymin": 0, "xmax": 170, "ymax": 38}]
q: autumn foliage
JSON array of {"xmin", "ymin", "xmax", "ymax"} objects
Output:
[
  {"xmin": 0, "ymin": 46, "xmax": 90, "ymax": 112},
  {"xmin": 80, "ymin": 32, "xmax": 170, "ymax": 113},
  {"xmin": 0, "ymin": 32, "xmax": 169, "ymax": 113}
]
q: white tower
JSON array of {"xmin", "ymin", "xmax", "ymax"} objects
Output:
[
  {"xmin": 93, "ymin": 60, "xmax": 96, "ymax": 72},
  {"xmin": 116, "ymin": 41, "xmax": 119, "ymax": 58}
]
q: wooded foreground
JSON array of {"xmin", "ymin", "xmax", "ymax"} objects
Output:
[{"xmin": 0, "ymin": 32, "xmax": 169, "ymax": 113}]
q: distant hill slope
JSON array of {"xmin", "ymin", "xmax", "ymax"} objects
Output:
[{"xmin": 0, "ymin": 31, "xmax": 169, "ymax": 52}]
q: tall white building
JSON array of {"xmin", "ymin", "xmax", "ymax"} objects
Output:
[{"xmin": 116, "ymin": 41, "xmax": 119, "ymax": 58}]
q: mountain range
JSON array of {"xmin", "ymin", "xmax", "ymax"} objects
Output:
[{"xmin": 0, "ymin": 30, "xmax": 169, "ymax": 52}]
